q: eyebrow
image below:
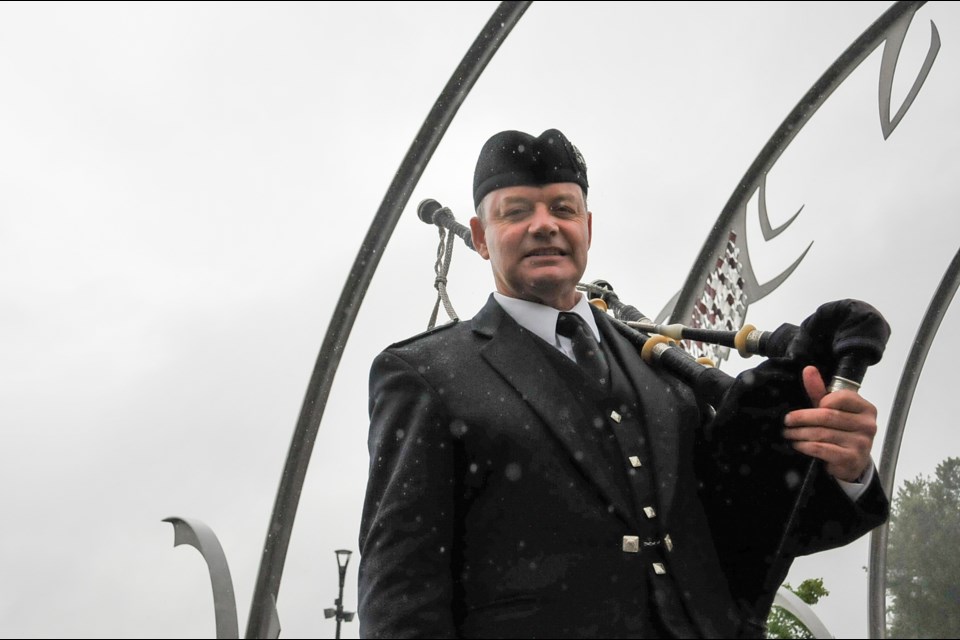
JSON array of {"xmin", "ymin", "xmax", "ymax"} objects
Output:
[
  {"xmin": 500, "ymin": 196, "xmax": 533, "ymax": 207},
  {"xmin": 499, "ymin": 193, "xmax": 579, "ymax": 207}
]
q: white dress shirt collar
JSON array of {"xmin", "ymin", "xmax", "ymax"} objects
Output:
[{"xmin": 493, "ymin": 292, "xmax": 602, "ymax": 349}]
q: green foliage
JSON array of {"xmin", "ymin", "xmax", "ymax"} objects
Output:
[
  {"xmin": 887, "ymin": 457, "xmax": 960, "ymax": 639},
  {"xmin": 765, "ymin": 578, "xmax": 829, "ymax": 639}
]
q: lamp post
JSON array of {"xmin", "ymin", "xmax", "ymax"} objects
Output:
[{"xmin": 323, "ymin": 549, "xmax": 355, "ymax": 638}]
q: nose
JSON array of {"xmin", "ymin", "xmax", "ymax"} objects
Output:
[{"xmin": 528, "ymin": 203, "xmax": 558, "ymax": 237}]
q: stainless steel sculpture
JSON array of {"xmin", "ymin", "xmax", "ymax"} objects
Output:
[
  {"xmin": 867, "ymin": 247, "xmax": 960, "ymax": 639},
  {"xmin": 667, "ymin": 1, "xmax": 939, "ymax": 363},
  {"xmin": 164, "ymin": 517, "xmax": 242, "ymax": 639}
]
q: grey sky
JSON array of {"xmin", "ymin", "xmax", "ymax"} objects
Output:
[{"xmin": 1, "ymin": 2, "xmax": 958, "ymax": 638}]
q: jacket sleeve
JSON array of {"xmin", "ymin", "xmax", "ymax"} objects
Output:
[
  {"xmin": 357, "ymin": 349, "xmax": 458, "ymax": 639},
  {"xmin": 789, "ymin": 465, "xmax": 889, "ymax": 556}
]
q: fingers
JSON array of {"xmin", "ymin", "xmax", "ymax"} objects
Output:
[
  {"xmin": 785, "ymin": 396, "xmax": 878, "ymax": 432},
  {"xmin": 801, "ymin": 365, "xmax": 827, "ymax": 407},
  {"xmin": 787, "ymin": 365, "xmax": 877, "ymax": 430},
  {"xmin": 787, "ymin": 440, "xmax": 871, "ymax": 482},
  {"xmin": 783, "ymin": 422, "xmax": 875, "ymax": 452}
]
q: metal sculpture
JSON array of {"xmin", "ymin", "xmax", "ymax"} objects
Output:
[
  {"xmin": 867, "ymin": 247, "xmax": 960, "ymax": 638},
  {"xmin": 666, "ymin": 1, "xmax": 939, "ymax": 364},
  {"xmin": 164, "ymin": 517, "xmax": 242, "ymax": 639}
]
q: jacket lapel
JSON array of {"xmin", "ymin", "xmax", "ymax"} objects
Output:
[
  {"xmin": 595, "ymin": 310, "xmax": 682, "ymax": 523},
  {"xmin": 472, "ymin": 296, "xmax": 637, "ymax": 528}
]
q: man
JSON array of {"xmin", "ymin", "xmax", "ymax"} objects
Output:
[{"xmin": 358, "ymin": 128, "xmax": 888, "ymax": 638}]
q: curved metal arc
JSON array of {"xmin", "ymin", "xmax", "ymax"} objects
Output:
[
  {"xmin": 732, "ymin": 191, "xmax": 813, "ymax": 302},
  {"xmin": 758, "ymin": 175, "xmax": 803, "ymax": 241},
  {"xmin": 659, "ymin": 4, "xmax": 937, "ymax": 627},
  {"xmin": 243, "ymin": 3, "xmax": 533, "ymax": 637},
  {"xmin": 867, "ymin": 245, "xmax": 960, "ymax": 639},
  {"xmin": 879, "ymin": 14, "xmax": 940, "ymax": 139},
  {"xmin": 164, "ymin": 516, "xmax": 240, "ymax": 639},
  {"xmin": 654, "ymin": 174, "xmax": 811, "ymax": 328},
  {"xmin": 773, "ymin": 586, "xmax": 834, "ymax": 639},
  {"xmin": 671, "ymin": 0, "xmax": 929, "ymax": 325}
]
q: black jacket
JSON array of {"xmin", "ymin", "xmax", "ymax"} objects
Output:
[{"xmin": 358, "ymin": 295, "xmax": 887, "ymax": 638}]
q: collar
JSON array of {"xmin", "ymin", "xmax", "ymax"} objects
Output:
[{"xmin": 493, "ymin": 292, "xmax": 602, "ymax": 347}]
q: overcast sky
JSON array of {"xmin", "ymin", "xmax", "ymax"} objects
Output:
[{"xmin": 1, "ymin": 2, "xmax": 959, "ymax": 638}]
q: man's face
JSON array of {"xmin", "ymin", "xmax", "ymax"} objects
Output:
[{"xmin": 470, "ymin": 182, "xmax": 591, "ymax": 310}]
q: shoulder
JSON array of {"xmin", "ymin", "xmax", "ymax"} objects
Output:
[
  {"xmin": 370, "ymin": 319, "xmax": 480, "ymax": 394},
  {"xmin": 374, "ymin": 319, "xmax": 476, "ymax": 367},
  {"xmin": 387, "ymin": 319, "xmax": 464, "ymax": 350},
  {"xmin": 375, "ymin": 295, "xmax": 501, "ymax": 365}
]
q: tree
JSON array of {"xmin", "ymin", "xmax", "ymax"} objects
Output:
[
  {"xmin": 766, "ymin": 578, "xmax": 829, "ymax": 639},
  {"xmin": 886, "ymin": 457, "xmax": 960, "ymax": 639}
]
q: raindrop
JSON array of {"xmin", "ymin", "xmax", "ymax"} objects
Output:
[
  {"xmin": 505, "ymin": 463, "xmax": 522, "ymax": 481},
  {"xmin": 785, "ymin": 470, "xmax": 802, "ymax": 489},
  {"xmin": 449, "ymin": 419, "xmax": 469, "ymax": 437}
]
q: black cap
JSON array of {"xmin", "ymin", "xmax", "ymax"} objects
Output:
[{"xmin": 472, "ymin": 128, "xmax": 588, "ymax": 208}]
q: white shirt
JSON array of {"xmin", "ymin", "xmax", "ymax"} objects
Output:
[{"xmin": 493, "ymin": 292, "xmax": 600, "ymax": 363}]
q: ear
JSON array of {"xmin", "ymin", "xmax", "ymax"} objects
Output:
[
  {"xmin": 587, "ymin": 211, "xmax": 593, "ymax": 249},
  {"xmin": 470, "ymin": 216, "xmax": 490, "ymax": 260}
]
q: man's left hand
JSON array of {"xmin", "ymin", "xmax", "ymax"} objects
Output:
[{"xmin": 783, "ymin": 365, "xmax": 877, "ymax": 482}]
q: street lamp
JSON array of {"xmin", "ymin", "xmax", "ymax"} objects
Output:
[{"xmin": 323, "ymin": 549, "xmax": 355, "ymax": 638}]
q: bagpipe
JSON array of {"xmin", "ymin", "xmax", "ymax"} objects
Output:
[
  {"xmin": 420, "ymin": 198, "xmax": 892, "ymax": 631},
  {"xmin": 584, "ymin": 280, "xmax": 891, "ymax": 632}
]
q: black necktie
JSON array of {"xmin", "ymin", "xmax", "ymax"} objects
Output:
[{"xmin": 556, "ymin": 312, "xmax": 610, "ymax": 388}]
